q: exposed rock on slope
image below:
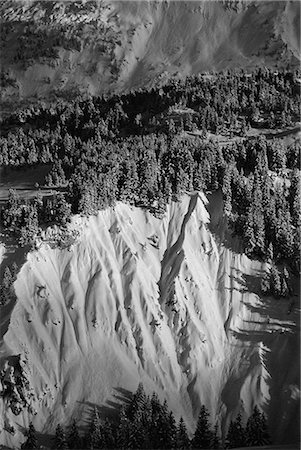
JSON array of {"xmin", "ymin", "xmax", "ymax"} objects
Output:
[
  {"xmin": 0, "ymin": 192, "xmax": 299, "ymax": 447},
  {"xmin": 0, "ymin": 0, "xmax": 300, "ymax": 111}
]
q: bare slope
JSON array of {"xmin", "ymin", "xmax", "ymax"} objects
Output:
[
  {"xmin": 0, "ymin": 0, "xmax": 300, "ymax": 111},
  {"xmin": 0, "ymin": 192, "xmax": 299, "ymax": 448}
]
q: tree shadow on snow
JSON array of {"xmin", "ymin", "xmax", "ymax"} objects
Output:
[
  {"xmin": 229, "ymin": 267, "xmax": 265, "ymax": 295},
  {"xmin": 228, "ymin": 285, "xmax": 300, "ymax": 445},
  {"xmin": 36, "ymin": 431, "xmax": 55, "ymax": 449},
  {"xmin": 113, "ymin": 386, "xmax": 132, "ymax": 404},
  {"xmin": 76, "ymin": 386, "xmax": 133, "ymax": 427},
  {"xmin": 17, "ymin": 425, "xmax": 54, "ymax": 450}
]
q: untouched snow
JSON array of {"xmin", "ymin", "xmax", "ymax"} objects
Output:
[{"xmin": 0, "ymin": 192, "xmax": 299, "ymax": 448}]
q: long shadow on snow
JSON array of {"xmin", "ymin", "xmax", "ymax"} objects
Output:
[
  {"xmin": 206, "ymin": 190, "xmax": 244, "ymax": 254},
  {"xmin": 31, "ymin": 387, "xmax": 133, "ymax": 445},
  {"xmin": 77, "ymin": 386, "xmax": 132, "ymax": 425},
  {"xmin": 206, "ymin": 192, "xmax": 300, "ymax": 444},
  {"xmin": 36, "ymin": 431, "xmax": 55, "ymax": 449},
  {"xmin": 229, "ymin": 287, "xmax": 300, "ymax": 445}
]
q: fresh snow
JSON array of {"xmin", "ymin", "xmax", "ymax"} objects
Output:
[{"xmin": 0, "ymin": 192, "xmax": 299, "ymax": 448}]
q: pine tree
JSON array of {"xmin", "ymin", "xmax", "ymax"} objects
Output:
[
  {"xmin": 168, "ymin": 118, "xmax": 176, "ymax": 135},
  {"xmin": 259, "ymin": 410, "xmax": 271, "ymax": 445},
  {"xmin": 1, "ymin": 266, "xmax": 15, "ymax": 306},
  {"xmin": 21, "ymin": 422, "xmax": 38, "ymax": 449},
  {"xmin": 117, "ymin": 406, "xmax": 131, "ymax": 449},
  {"xmin": 261, "ymin": 270, "xmax": 271, "ymax": 296},
  {"xmin": 288, "ymin": 169, "xmax": 301, "ymax": 229},
  {"xmin": 253, "ymin": 209, "xmax": 265, "ymax": 257},
  {"xmin": 244, "ymin": 208, "xmax": 256, "ymax": 256},
  {"xmin": 128, "ymin": 417, "xmax": 145, "ymax": 449},
  {"xmin": 211, "ymin": 423, "xmax": 220, "ymax": 449},
  {"xmin": 45, "ymin": 172, "xmax": 54, "ymax": 187},
  {"xmin": 193, "ymin": 164, "xmax": 204, "ymax": 191},
  {"xmin": 270, "ymin": 265, "xmax": 282, "ymax": 298},
  {"xmin": 120, "ymin": 159, "xmax": 139, "ymax": 205},
  {"xmin": 3, "ymin": 188, "xmax": 22, "ymax": 229},
  {"xmin": 2, "ymin": 266, "xmax": 13, "ymax": 290},
  {"xmin": 192, "ymin": 405, "xmax": 213, "ymax": 449},
  {"xmin": 101, "ymin": 418, "xmax": 115, "ymax": 449},
  {"xmin": 128, "ymin": 383, "xmax": 147, "ymax": 421},
  {"xmin": 176, "ymin": 417, "xmax": 190, "ymax": 449},
  {"xmin": 149, "ymin": 393, "xmax": 166, "ymax": 448},
  {"xmin": 275, "ymin": 211, "xmax": 294, "ymax": 260},
  {"xmin": 150, "ymin": 392, "xmax": 162, "ymax": 423},
  {"xmin": 282, "ymin": 267, "xmax": 292, "ymax": 295},
  {"xmin": 283, "ymin": 266, "xmax": 289, "ymax": 280},
  {"xmin": 249, "ymin": 175, "xmax": 266, "ymax": 257},
  {"xmin": 222, "ymin": 166, "xmax": 233, "ymax": 216},
  {"xmin": 19, "ymin": 204, "xmax": 39, "ymax": 247},
  {"xmin": 68, "ymin": 419, "xmax": 81, "ymax": 449},
  {"xmin": 141, "ymin": 394, "xmax": 153, "ymax": 433},
  {"xmin": 240, "ymin": 116, "xmax": 247, "ymax": 136},
  {"xmin": 280, "ymin": 276, "xmax": 289, "ymax": 298},
  {"xmin": 153, "ymin": 397, "xmax": 169, "ymax": 449},
  {"xmin": 88, "ymin": 407, "xmax": 103, "ymax": 449},
  {"xmin": 225, "ymin": 413, "xmax": 245, "ymax": 448},
  {"xmin": 53, "ymin": 424, "xmax": 68, "ymax": 449},
  {"xmin": 11, "ymin": 262, "xmax": 18, "ymax": 280},
  {"xmin": 164, "ymin": 410, "xmax": 177, "ymax": 449},
  {"xmin": 267, "ymin": 242, "xmax": 274, "ymax": 262},
  {"xmin": 245, "ymin": 406, "xmax": 270, "ymax": 447},
  {"xmin": 52, "ymin": 193, "xmax": 72, "ymax": 226},
  {"xmin": 51, "ymin": 159, "xmax": 66, "ymax": 186}
]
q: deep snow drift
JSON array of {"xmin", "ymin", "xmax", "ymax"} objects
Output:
[{"xmin": 0, "ymin": 192, "xmax": 299, "ymax": 448}]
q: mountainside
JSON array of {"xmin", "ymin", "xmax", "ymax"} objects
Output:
[
  {"xmin": 0, "ymin": 2, "xmax": 300, "ymax": 448},
  {"xmin": 0, "ymin": 192, "xmax": 299, "ymax": 448},
  {"xmin": 0, "ymin": 0, "xmax": 300, "ymax": 113}
]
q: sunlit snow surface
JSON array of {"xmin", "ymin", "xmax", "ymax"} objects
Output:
[{"xmin": 0, "ymin": 192, "xmax": 299, "ymax": 448}]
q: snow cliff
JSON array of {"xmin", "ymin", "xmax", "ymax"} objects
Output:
[{"xmin": 0, "ymin": 192, "xmax": 299, "ymax": 447}]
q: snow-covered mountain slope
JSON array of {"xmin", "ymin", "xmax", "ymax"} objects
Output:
[
  {"xmin": 0, "ymin": 192, "xmax": 299, "ymax": 448},
  {"xmin": 0, "ymin": 0, "xmax": 300, "ymax": 112}
]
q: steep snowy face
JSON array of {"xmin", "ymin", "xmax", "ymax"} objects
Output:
[
  {"xmin": 0, "ymin": 0, "xmax": 300, "ymax": 109},
  {"xmin": 0, "ymin": 193, "xmax": 299, "ymax": 447}
]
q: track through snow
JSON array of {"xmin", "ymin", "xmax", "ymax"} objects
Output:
[{"xmin": 0, "ymin": 192, "xmax": 299, "ymax": 447}]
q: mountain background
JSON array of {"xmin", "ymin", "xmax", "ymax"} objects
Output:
[{"xmin": 0, "ymin": 0, "xmax": 300, "ymax": 114}]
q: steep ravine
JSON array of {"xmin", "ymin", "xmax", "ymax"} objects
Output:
[{"xmin": 0, "ymin": 192, "xmax": 299, "ymax": 448}]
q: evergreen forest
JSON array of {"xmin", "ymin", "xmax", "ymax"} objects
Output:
[
  {"xmin": 0, "ymin": 68, "xmax": 300, "ymax": 303},
  {"xmin": 20, "ymin": 383, "xmax": 271, "ymax": 449}
]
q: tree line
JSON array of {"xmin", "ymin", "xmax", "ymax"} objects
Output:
[
  {"xmin": 1, "ymin": 67, "xmax": 300, "ymax": 142},
  {"xmin": 1, "ymin": 132, "xmax": 299, "ymax": 273},
  {"xmin": 21, "ymin": 383, "xmax": 270, "ymax": 449},
  {"xmin": 0, "ymin": 262, "xmax": 18, "ymax": 306},
  {"xmin": 0, "ymin": 69, "xmax": 299, "ymax": 287}
]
